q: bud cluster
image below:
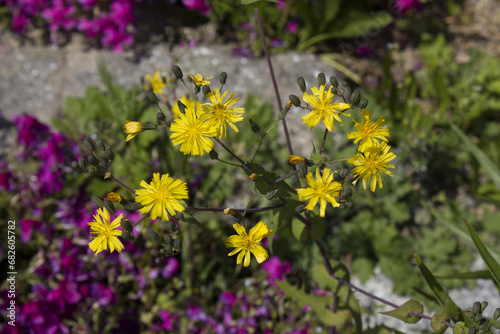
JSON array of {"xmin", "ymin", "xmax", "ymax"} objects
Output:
[
  {"xmin": 72, "ymin": 137, "xmax": 115, "ymax": 177},
  {"xmin": 149, "ymin": 221, "xmax": 183, "ymax": 263}
]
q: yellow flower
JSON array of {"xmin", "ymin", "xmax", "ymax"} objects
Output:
[
  {"xmin": 301, "ymin": 84, "xmax": 351, "ymax": 131},
  {"xmin": 348, "ymin": 141, "xmax": 396, "ymax": 192},
  {"xmin": 135, "ymin": 173, "xmax": 189, "ymax": 221},
  {"xmin": 170, "ymin": 105, "xmax": 217, "ymax": 156},
  {"xmin": 172, "ymin": 95, "xmax": 200, "ymax": 119},
  {"xmin": 88, "ymin": 208, "xmax": 124, "ymax": 255},
  {"xmin": 123, "ymin": 121, "xmax": 145, "ymax": 142},
  {"xmin": 296, "ymin": 168, "xmax": 342, "ymax": 217},
  {"xmin": 144, "ymin": 71, "xmax": 166, "ymax": 94},
  {"xmin": 203, "ymin": 88, "xmax": 245, "ymax": 138},
  {"xmin": 347, "ymin": 110, "xmax": 390, "ymax": 152},
  {"xmin": 225, "ymin": 221, "xmax": 273, "ymax": 267},
  {"xmin": 189, "ymin": 72, "xmax": 214, "ymax": 87},
  {"xmin": 289, "ymin": 155, "xmax": 306, "ymax": 164},
  {"xmin": 105, "ymin": 192, "xmax": 124, "ymax": 203}
]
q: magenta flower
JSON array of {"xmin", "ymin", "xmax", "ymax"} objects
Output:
[
  {"xmin": 0, "ymin": 162, "xmax": 15, "ymax": 191},
  {"xmin": 152, "ymin": 310, "xmax": 177, "ymax": 332},
  {"xmin": 19, "ymin": 219, "xmax": 45, "ymax": 243},
  {"xmin": 41, "ymin": 0, "xmax": 77, "ymax": 31},
  {"xmin": 285, "ymin": 19, "xmax": 299, "ymax": 34},
  {"xmin": 395, "ymin": 0, "xmax": 421, "ymax": 15},
  {"xmin": 101, "ymin": 26, "xmax": 134, "ymax": 52},
  {"xmin": 356, "ymin": 45, "xmax": 375, "ymax": 58},
  {"xmin": 12, "ymin": 114, "xmax": 49, "ymax": 148},
  {"xmin": 182, "ymin": 0, "xmax": 211, "ymax": 15},
  {"xmin": 12, "ymin": 12, "xmax": 30, "ymax": 33},
  {"xmin": 161, "ymin": 257, "xmax": 179, "ymax": 279},
  {"xmin": 262, "ymin": 256, "xmax": 292, "ymax": 286},
  {"xmin": 47, "ymin": 279, "xmax": 81, "ymax": 312}
]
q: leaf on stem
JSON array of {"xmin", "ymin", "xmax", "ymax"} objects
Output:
[{"xmin": 380, "ymin": 300, "xmax": 423, "ymax": 324}]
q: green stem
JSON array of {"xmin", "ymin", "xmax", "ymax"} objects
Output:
[{"xmin": 214, "ymin": 138, "xmax": 245, "ymax": 164}]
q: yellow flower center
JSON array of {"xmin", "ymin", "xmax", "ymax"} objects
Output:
[{"xmin": 213, "ymin": 104, "xmax": 226, "ymax": 118}]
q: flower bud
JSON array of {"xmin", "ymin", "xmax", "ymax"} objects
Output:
[
  {"xmin": 209, "ymin": 149, "xmax": 219, "ymax": 160},
  {"xmin": 148, "ymin": 229, "xmax": 160, "ymax": 244},
  {"xmin": 297, "ymin": 77, "xmax": 306, "ymax": 92},
  {"xmin": 202, "ymin": 85, "xmax": 212, "ymax": 97},
  {"xmin": 330, "ymin": 76, "xmax": 338, "ymax": 88},
  {"xmin": 122, "ymin": 232, "xmax": 135, "ymax": 241},
  {"xmin": 146, "ymin": 90, "xmax": 158, "ymax": 104},
  {"xmin": 341, "ymin": 81, "xmax": 347, "ymax": 88},
  {"xmin": 162, "ymin": 220, "xmax": 176, "ymax": 233},
  {"xmin": 350, "ymin": 90, "xmax": 361, "ymax": 105},
  {"xmin": 120, "ymin": 220, "xmax": 133, "ymax": 233},
  {"xmin": 333, "ymin": 171, "xmax": 344, "ymax": 182},
  {"xmin": 278, "ymin": 104, "xmax": 290, "ymax": 120},
  {"xmin": 175, "ymin": 212, "xmax": 184, "ymax": 220},
  {"xmin": 289, "ymin": 155, "xmax": 306, "ymax": 164},
  {"xmin": 124, "ymin": 202, "xmax": 143, "ymax": 211},
  {"xmin": 472, "ymin": 302, "xmax": 481, "ymax": 316},
  {"xmin": 359, "ymin": 98, "xmax": 369, "ymax": 109},
  {"xmin": 479, "ymin": 319, "xmax": 489, "ymax": 330},
  {"xmin": 72, "ymin": 161, "xmax": 80, "ymax": 171},
  {"xmin": 249, "ymin": 173, "xmax": 259, "ymax": 181},
  {"xmin": 87, "ymin": 166, "xmax": 97, "ymax": 174},
  {"xmin": 103, "ymin": 200, "xmax": 116, "ymax": 216},
  {"xmin": 481, "ymin": 301, "xmax": 488, "ymax": 312},
  {"xmin": 494, "ymin": 308, "xmax": 500, "ymax": 320},
  {"xmin": 78, "ymin": 157, "xmax": 86, "ymax": 170},
  {"xmin": 96, "ymin": 139, "xmax": 105, "ymax": 151},
  {"xmin": 91, "ymin": 195, "xmax": 104, "ymax": 208},
  {"xmin": 338, "ymin": 202, "xmax": 347, "ymax": 210},
  {"xmin": 223, "ymin": 208, "xmax": 236, "ymax": 216},
  {"xmin": 173, "ymin": 238, "xmax": 182, "ymax": 251},
  {"xmin": 105, "ymin": 149, "xmax": 114, "ymax": 161},
  {"xmin": 317, "ymin": 72, "xmax": 326, "ymax": 86},
  {"xmin": 295, "ymin": 204, "xmax": 306, "ymax": 214},
  {"xmin": 157, "ymin": 112, "xmax": 166, "ymax": 121},
  {"xmin": 105, "ymin": 192, "xmax": 123, "ymax": 203},
  {"xmin": 343, "ymin": 187, "xmax": 353, "ymax": 198},
  {"xmin": 172, "ymin": 65, "xmax": 183, "ymax": 79},
  {"xmin": 249, "ymin": 119, "xmax": 261, "ymax": 134},
  {"xmin": 151, "ymin": 249, "xmax": 159, "ymax": 256},
  {"xmin": 194, "ymin": 85, "xmax": 201, "ymax": 93},
  {"xmin": 289, "ymin": 94, "xmax": 301, "ymax": 107},
  {"xmin": 165, "ymin": 235, "xmax": 173, "ymax": 247},
  {"xmin": 83, "ymin": 137, "xmax": 95, "ymax": 151},
  {"xmin": 219, "ymin": 72, "xmax": 227, "ymax": 85},
  {"xmin": 177, "ymin": 100, "xmax": 187, "ymax": 114}
]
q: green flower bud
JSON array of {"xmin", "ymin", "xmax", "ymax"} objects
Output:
[
  {"xmin": 150, "ymin": 249, "xmax": 159, "ymax": 256},
  {"xmin": 172, "ymin": 65, "xmax": 183, "ymax": 79},
  {"xmin": 121, "ymin": 220, "xmax": 133, "ymax": 233},
  {"xmin": 146, "ymin": 90, "xmax": 158, "ymax": 104},
  {"xmin": 278, "ymin": 103, "xmax": 290, "ymax": 120},
  {"xmin": 87, "ymin": 166, "xmax": 97, "ymax": 174},
  {"xmin": 124, "ymin": 202, "xmax": 143, "ymax": 211},
  {"xmin": 91, "ymin": 195, "xmax": 104, "ymax": 208},
  {"xmin": 202, "ymin": 85, "xmax": 212, "ymax": 97},
  {"xmin": 103, "ymin": 200, "xmax": 116, "ymax": 216},
  {"xmin": 343, "ymin": 187, "xmax": 353, "ymax": 198},
  {"xmin": 177, "ymin": 100, "xmax": 187, "ymax": 114},
  {"xmin": 71, "ymin": 161, "xmax": 80, "ymax": 171},
  {"xmin": 105, "ymin": 149, "xmax": 114, "ymax": 161},
  {"xmin": 468, "ymin": 327, "xmax": 476, "ymax": 334},
  {"xmin": 472, "ymin": 302, "xmax": 481, "ymax": 316},
  {"xmin": 359, "ymin": 98, "xmax": 369, "ymax": 109},
  {"xmin": 350, "ymin": 90, "xmax": 361, "ymax": 105},
  {"xmin": 157, "ymin": 112, "xmax": 166, "ymax": 121},
  {"xmin": 333, "ymin": 171, "xmax": 344, "ymax": 182},
  {"xmin": 338, "ymin": 202, "xmax": 347, "ymax": 210},
  {"xmin": 96, "ymin": 139, "xmax": 105, "ymax": 151},
  {"xmin": 289, "ymin": 94, "xmax": 301, "ymax": 107},
  {"xmin": 175, "ymin": 212, "xmax": 184, "ymax": 220},
  {"xmin": 78, "ymin": 157, "xmax": 86, "ymax": 170},
  {"xmin": 249, "ymin": 119, "xmax": 261, "ymax": 134},
  {"xmin": 122, "ymin": 232, "xmax": 135, "ymax": 242},
  {"xmin": 493, "ymin": 308, "xmax": 500, "ymax": 320},
  {"xmin": 295, "ymin": 204, "xmax": 306, "ymax": 214},
  {"xmin": 83, "ymin": 137, "xmax": 95, "ymax": 151},
  {"xmin": 165, "ymin": 235, "xmax": 173, "ymax": 247},
  {"xmin": 330, "ymin": 76, "xmax": 338, "ymax": 88},
  {"xmin": 481, "ymin": 301, "xmax": 488, "ymax": 312},
  {"xmin": 194, "ymin": 85, "xmax": 201, "ymax": 94},
  {"xmin": 162, "ymin": 221, "xmax": 176, "ymax": 233},
  {"xmin": 297, "ymin": 77, "xmax": 306, "ymax": 92},
  {"xmin": 148, "ymin": 229, "xmax": 160, "ymax": 244},
  {"xmin": 266, "ymin": 189, "xmax": 278, "ymax": 200},
  {"xmin": 317, "ymin": 73, "xmax": 326, "ymax": 86},
  {"xmin": 479, "ymin": 319, "xmax": 489, "ymax": 330},
  {"xmin": 341, "ymin": 81, "xmax": 347, "ymax": 88},
  {"xmin": 219, "ymin": 72, "xmax": 227, "ymax": 85},
  {"xmin": 173, "ymin": 238, "xmax": 182, "ymax": 251},
  {"xmin": 209, "ymin": 149, "xmax": 219, "ymax": 160},
  {"xmin": 155, "ymin": 258, "xmax": 161, "ymax": 264}
]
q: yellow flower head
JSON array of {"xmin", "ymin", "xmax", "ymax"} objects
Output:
[
  {"xmin": 225, "ymin": 221, "xmax": 273, "ymax": 267},
  {"xmin": 189, "ymin": 72, "xmax": 214, "ymax": 87},
  {"xmin": 170, "ymin": 105, "xmax": 217, "ymax": 156},
  {"xmin": 88, "ymin": 208, "xmax": 124, "ymax": 255},
  {"xmin": 105, "ymin": 192, "xmax": 124, "ymax": 203},
  {"xmin": 172, "ymin": 95, "xmax": 200, "ymax": 119},
  {"xmin": 123, "ymin": 121, "xmax": 145, "ymax": 142},
  {"xmin": 348, "ymin": 141, "xmax": 396, "ymax": 192},
  {"xmin": 296, "ymin": 167, "xmax": 342, "ymax": 217},
  {"xmin": 289, "ymin": 155, "xmax": 306, "ymax": 164},
  {"xmin": 135, "ymin": 173, "xmax": 189, "ymax": 221},
  {"xmin": 301, "ymin": 84, "xmax": 351, "ymax": 131},
  {"xmin": 144, "ymin": 71, "xmax": 166, "ymax": 94},
  {"xmin": 203, "ymin": 88, "xmax": 245, "ymax": 138},
  {"xmin": 347, "ymin": 110, "xmax": 390, "ymax": 152}
]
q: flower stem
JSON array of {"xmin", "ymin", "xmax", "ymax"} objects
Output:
[
  {"xmin": 111, "ymin": 176, "xmax": 135, "ymax": 194},
  {"xmin": 254, "ymin": 5, "xmax": 294, "ymax": 157},
  {"xmin": 190, "ymin": 201, "xmax": 285, "ymax": 213},
  {"xmin": 272, "ymin": 169, "xmax": 299, "ymax": 184},
  {"xmin": 320, "ymin": 129, "xmax": 329, "ymax": 154},
  {"xmin": 214, "ymin": 138, "xmax": 245, "ymax": 164}
]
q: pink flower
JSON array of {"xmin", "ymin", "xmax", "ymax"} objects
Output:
[
  {"xmin": 41, "ymin": 0, "xmax": 77, "ymax": 31},
  {"xmin": 285, "ymin": 19, "xmax": 298, "ymax": 34},
  {"xmin": 262, "ymin": 256, "xmax": 292, "ymax": 286},
  {"xmin": 182, "ymin": 0, "xmax": 211, "ymax": 15},
  {"xmin": 395, "ymin": 0, "xmax": 421, "ymax": 15}
]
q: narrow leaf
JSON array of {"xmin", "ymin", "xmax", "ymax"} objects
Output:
[
  {"xmin": 450, "ymin": 123, "xmax": 500, "ymax": 190},
  {"xmin": 464, "ymin": 218, "xmax": 500, "ymax": 288}
]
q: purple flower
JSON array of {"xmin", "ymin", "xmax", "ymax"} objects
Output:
[
  {"xmin": 395, "ymin": 0, "xmax": 421, "ymax": 15},
  {"xmin": 12, "ymin": 114, "xmax": 49, "ymax": 148},
  {"xmin": 41, "ymin": 0, "xmax": 77, "ymax": 32},
  {"xmin": 356, "ymin": 45, "xmax": 375, "ymax": 58},
  {"xmin": 275, "ymin": 0, "xmax": 287, "ymax": 10},
  {"xmin": 12, "ymin": 12, "xmax": 30, "ymax": 33},
  {"xmin": 262, "ymin": 256, "xmax": 292, "ymax": 286},
  {"xmin": 92, "ymin": 283, "xmax": 116, "ymax": 306},
  {"xmin": 0, "ymin": 162, "xmax": 15, "ymax": 191},
  {"xmin": 161, "ymin": 257, "xmax": 179, "ymax": 279},
  {"xmin": 270, "ymin": 38, "xmax": 285, "ymax": 48},
  {"xmin": 182, "ymin": 0, "xmax": 211, "ymax": 15},
  {"xmin": 19, "ymin": 219, "xmax": 44, "ymax": 243},
  {"xmin": 47, "ymin": 279, "xmax": 81, "ymax": 311},
  {"xmin": 285, "ymin": 19, "xmax": 299, "ymax": 34},
  {"xmin": 218, "ymin": 291, "xmax": 236, "ymax": 308},
  {"xmin": 152, "ymin": 310, "xmax": 176, "ymax": 332},
  {"xmin": 101, "ymin": 26, "xmax": 134, "ymax": 52},
  {"xmin": 233, "ymin": 46, "xmax": 253, "ymax": 58}
]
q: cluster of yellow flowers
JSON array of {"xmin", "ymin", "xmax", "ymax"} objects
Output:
[{"xmin": 87, "ymin": 71, "xmax": 396, "ymax": 269}]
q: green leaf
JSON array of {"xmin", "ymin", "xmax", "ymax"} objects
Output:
[
  {"xmin": 265, "ymin": 219, "xmax": 278, "ymax": 254},
  {"xmin": 431, "ymin": 298, "xmax": 452, "ymax": 333},
  {"xmin": 435, "ymin": 270, "xmax": 492, "ymax": 280},
  {"xmin": 413, "ymin": 254, "xmax": 467, "ymax": 325},
  {"xmin": 291, "ymin": 218, "xmax": 307, "ymax": 241},
  {"xmin": 275, "ymin": 280, "xmax": 351, "ymax": 327},
  {"xmin": 464, "ymin": 218, "xmax": 500, "ymax": 288},
  {"xmin": 452, "ymin": 322, "xmax": 467, "ymax": 334},
  {"xmin": 380, "ymin": 300, "xmax": 423, "ymax": 324},
  {"xmin": 181, "ymin": 212, "xmax": 200, "ymax": 226},
  {"xmin": 310, "ymin": 215, "xmax": 326, "ymax": 240},
  {"xmin": 450, "ymin": 123, "xmax": 500, "ymax": 190}
]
